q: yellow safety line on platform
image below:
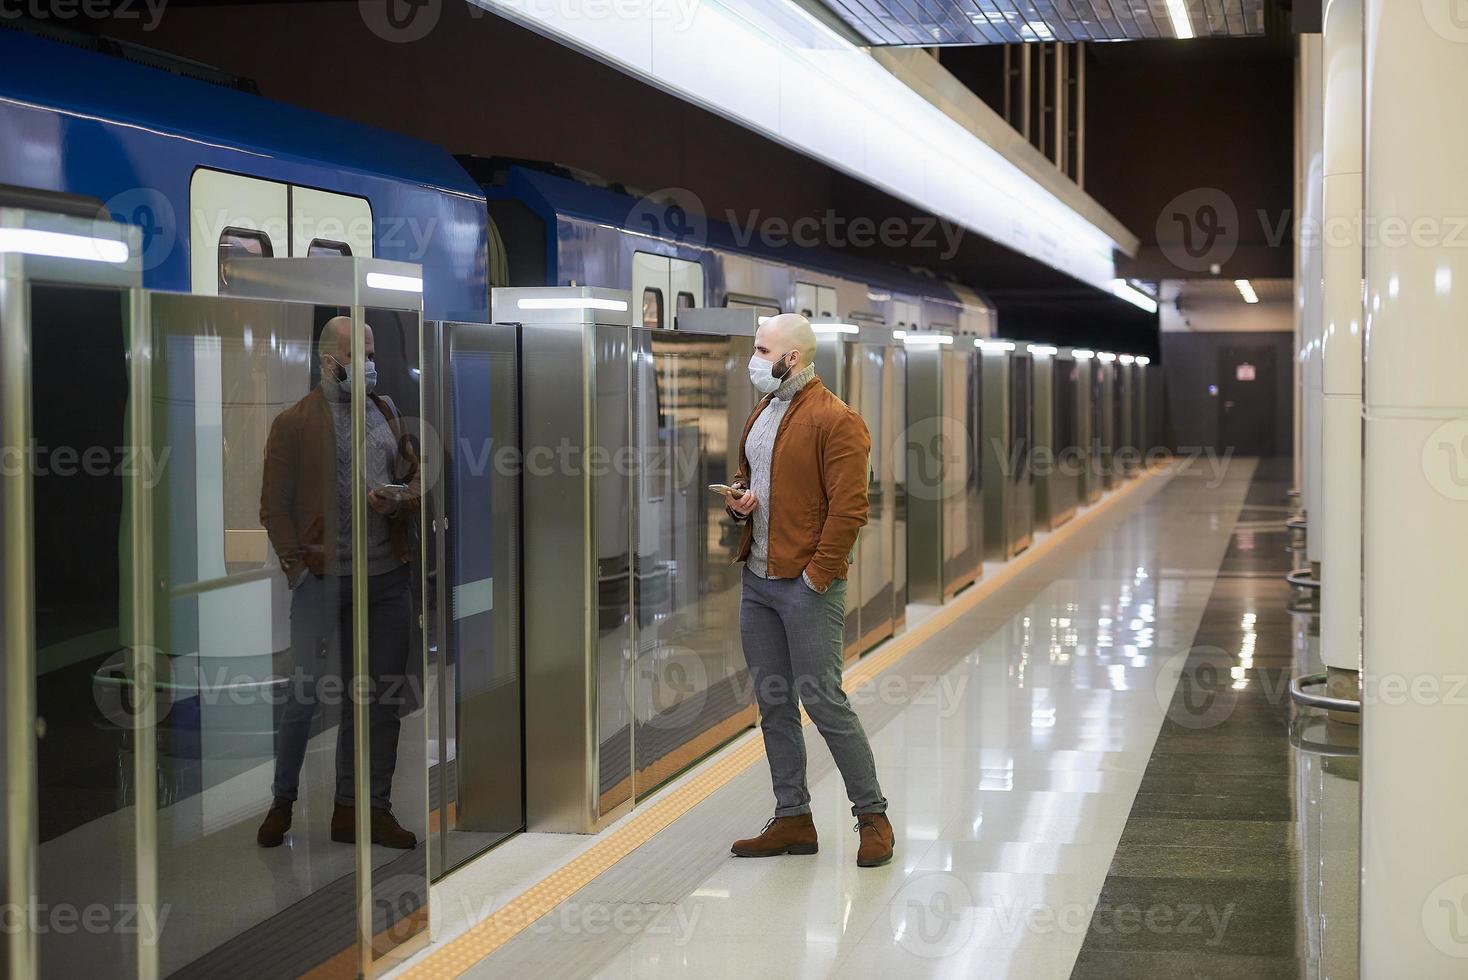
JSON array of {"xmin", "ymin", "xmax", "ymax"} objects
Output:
[{"xmin": 402, "ymin": 463, "xmax": 1174, "ymax": 979}]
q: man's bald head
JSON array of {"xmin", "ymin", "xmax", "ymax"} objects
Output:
[
  {"xmin": 318, "ymin": 316, "xmax": 352, "ymax": 362},
  {"xmin": 318, "ymin": 315, "xmax": 375, "ymax": 365},
  {"xmin": 755, "ymin": 312, "xmax": 817, "ymax": 372}
]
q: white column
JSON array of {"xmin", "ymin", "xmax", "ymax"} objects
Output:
[
  {"xmin": 1292, "ymin": 42, "xmax": 1304, "ymax": 496},
  {"xmin": 1362, "ymin": 2, "xmax": 1468, "ymax": 974},
  {"xmin": 1300, "ymin": 34, "xmax": 1325, "ymax": 569},
  {"xmin": 1318, "ymin": 0, "xmax": 1362, "ymax": 682}
]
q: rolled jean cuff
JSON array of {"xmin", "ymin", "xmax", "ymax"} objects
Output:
[
  {"xmin": 774, "ymin": 803, "xmax": 813, "ymax": 817},
  {"xmin": 851, "ymin": 800, "xmax": 888, "ymax": 816}
]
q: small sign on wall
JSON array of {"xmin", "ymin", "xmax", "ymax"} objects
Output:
[{"xmin": 1235, "ymin": 363, "xmax": 1256, "ymax": 382}]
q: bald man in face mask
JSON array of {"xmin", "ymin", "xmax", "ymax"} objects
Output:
[
  {"xmin": 722, "ymin": 313, "xmax": 893, "ymax": 868},
  {"xmin": 255, "ymin": 316, "xmax": 421, "ymax": 851}
]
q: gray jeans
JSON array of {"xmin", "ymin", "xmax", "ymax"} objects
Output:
[
  {"xmin": 739, "ymin": 566, "xmax": 887, "ymax": 817},
  {"xmin": 271, "ymin": 564, "xmax": 414, "ymax": 811}
]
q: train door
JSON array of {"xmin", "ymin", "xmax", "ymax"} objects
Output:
[
  {"xmin": 663, "ymin": 257, "xmax": 703, "ymax": 616},
  {"xmin": 633, "ymin": 253, "xmax": 702, "ymax": 330},
  {"xmin": 669, "ymin": 256, "xmax": 703, "ymax": 320},
  {"xmin": 189, "ymin": 169, "xmax": 287, "ymax": 296},
  {"xmin": 290, "ymin": 186, "xmax": 373, "ymax": 259},
  {"xmin": 629, "ymin": 251, "xmax": 705, "ymax": 685},
  {"xmin": 633, "ymin": 252, "xmax": 669, "ymax": 330},
  {"xmin": 190, "ymin": 170, "xmax": 373, "ymax": 295},
  {"xmin": 893, "ymin": 299, "xmax": 922, "ymax": 331},
  {"xmin": 794, "ymin": 282, "xmax": 838, "ymax": 319}
]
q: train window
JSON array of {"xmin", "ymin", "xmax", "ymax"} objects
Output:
[
  {"xmin": 306, "ymin": 238, "xmax": 352, "ymax": 257},
  {"xmin": 723, "ymin": 294, "xmax": 779, "ymax": 319},
  {"xmin": 676, "ymin": 291, "xmax": 695, "ymax": 312},
  {"xmin": 642, "ymin": 287, "xmax": 664, "ymax": 330},
  {"xmin": 217, "ymin": 227, "xmax": 273, "ymax": 288}
]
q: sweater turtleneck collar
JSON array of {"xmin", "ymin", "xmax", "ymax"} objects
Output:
[{"xmin": 773, "ymin": 362, "xmax": 816, "ymax": 401}]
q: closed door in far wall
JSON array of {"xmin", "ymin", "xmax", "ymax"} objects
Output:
[{"xmin": 1218, "ymin": 346, "xmax": 1277, "ymax": 456}]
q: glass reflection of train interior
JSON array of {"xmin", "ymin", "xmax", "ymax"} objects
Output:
[
  {"xmin": 813, "ymin": 322, "xmax": 904, "ymax": 662},
  {"xmin": 33, "ymin": 283, "xmax": 137, "ymax": 978},
  {"xmin": 1031, "ymin": 348, "xmax": 1080, "ymax": 533},
  {"xmin": 425, "ymin": 320, "xmax": 523, "ymax": 878},
  {"xmin": 1050, "ymin": 351, "xmax": 1080, "ymax": 527},
  {"xmin": 982, "ymin": 344, "xmax": 1033, "ymax": 562},
  {"xmin": 30, "ymin": 286, "xmax": 430, "ymax": 976},
  {"xmin": 1113, "ymin": 360, "xmax": 1130, "ymax": 478},
  {"xmin": 904, "ymin": 340, "xmax": 983, "ymax": 606},
  {"xmin": 632, "ymin": 326, "xmax": 758, "ymax": 795},
  {"xmin": 1095, "ymin": 359, "xmax": 1117, "ymax": 492}
]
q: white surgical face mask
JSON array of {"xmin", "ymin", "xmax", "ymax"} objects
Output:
[
  {"xmin": 747, "ymin": 355, "xmax": 778, "ymax": 394},
  {"xmin": 326, "ymin": 355, "xmax": 378, "ymax": 396},
  {"xmin": 748, "ymin": 351, "xmax": 792, "ymax": 394}
]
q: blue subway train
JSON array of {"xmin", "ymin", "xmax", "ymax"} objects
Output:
[{"xmin": 0, "ymin": 27, "xmax": 992, "ymax": 330}]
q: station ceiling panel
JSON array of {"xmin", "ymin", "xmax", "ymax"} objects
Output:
[{"xmin": 822, "ymin": 0, "xmax": 1266, "ymax": 46}]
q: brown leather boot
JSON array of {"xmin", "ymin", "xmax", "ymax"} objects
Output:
[
  {"xmin": 256, "ymin": 800, "xmax": 292, "ymax": 848},
  {"xmin": 330, "ymin": 803, "xmax": 355, "ymax": 843},
  {"xmin": 731, "ymin": 814, "xmax": 818, "ymax": 857},
  {"xmin": 370, "ymin": 807, "xmax": 418, "ymax": 849},
  {"xmin": 855, "ymin": 813, "xmax": 894, "ymax": 867},
  {"xmin": 331, "ymin": 804, "xmax": 419, "ymax": 849}
]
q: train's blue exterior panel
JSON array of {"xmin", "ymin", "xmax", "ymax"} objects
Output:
[
  {"xmin": 0, "ymin": 30, "xmax": 488, "ymax": 321},
  {"xmin": 486, "ymin": 165, "xmax": 972, "ymax": 307}
]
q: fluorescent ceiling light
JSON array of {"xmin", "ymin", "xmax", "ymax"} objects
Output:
[
  {"xmin": 1118, "ymin": 354, "xmax": 1135, "ymax": 365},
  {"xmin": 903, "ymin": 332, "xmax": 953, "ymax": 345},
  {"xmin": 517, "ymin": 296, "xmax": 629, "ymax": 312},
  {"xmin": 1136, "ymin": 355, "xmax": 1151, "ymax": 366},
  {"xmin": 1106, "ymin": 279, "xmax": 1159, "ymax": 314},
  {"xmin": 467, "ymin": 0, "xmax": 1135, "ymax": 291},
  {"xmin": 1234, "ymin": 279, "xmax": 1259, "ymax": 304},
  {"xmin": 1097, "ymin": 352, "xmax": 1117, "ymax": 362},
  {"xmin": 1072, "ymin": 348, "xmax": 1095, "ymax": 360},
  {"xmin": 892, "ymin": 329, "xmax": 906, "ymax": 340},
  {"xmin": 811, "ymin": 321, "xmax": 859, "ymax": 334},
  {"xmin": 1028, "ymin": 344, "xmax": 1058, "ymax": 357},
  {"xmin": 1166, "ymin": 0, "xmax": 1194, "ymax": 38},
  {"xmin": 0, "ymin": 228, "xmax": 129, "ymax": 264},
  {"xmin": 365, "ymin": 272, "xmax": 423, "ymax": 293},
  {"xmin": 976, "ymin": 339, "xmax": 1016, "ymax": 354}
]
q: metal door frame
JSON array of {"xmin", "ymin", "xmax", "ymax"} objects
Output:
[
  {"xmin": 219, "ymin": 256, "xmax": 428, "ymax": 977},
  {"xmin": 0, "ymin": 209, "xmax": 142, "ymax": 979}
]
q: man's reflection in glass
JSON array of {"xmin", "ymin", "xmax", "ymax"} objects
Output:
[{"xmin": 256, "ymin": 315, "xmax": 419, "ymax": 849}]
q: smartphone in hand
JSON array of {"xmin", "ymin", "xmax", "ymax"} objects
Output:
[
  {"xmin": 708, "ymin": 483, "xmax": 745, "ymax": 498},
  {"xmin": 372, "ymin": 483, "xmax": 412, "ymax": 503}
]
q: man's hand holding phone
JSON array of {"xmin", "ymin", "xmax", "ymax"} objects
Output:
[
  {"xmin": 713, "ymin": 482, "xmax": 757, "ymax": 519},
  {"xmin": 369, "ymin": 482, "xmax": 411, "ymax": 515}
]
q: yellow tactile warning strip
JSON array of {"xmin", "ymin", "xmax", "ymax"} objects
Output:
[{"xmin": 402, "ymin": 463, "xmax": 1175, "ymax": 979}]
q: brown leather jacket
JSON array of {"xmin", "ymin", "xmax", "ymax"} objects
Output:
[
  {"xmin": 728, "ymin": 376, "xmax": 870, "ymax": 591},
  {"xmin": 259, "ymin": 387, "xmax": 421, "ymax": 580}
]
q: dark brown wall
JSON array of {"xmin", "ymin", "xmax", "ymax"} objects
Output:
[
  {"xmin": 938, "ymin": 37, "xmax": 1296, "ymax": 283},
  {"xmin": 1086, "ymin": 38, "xmax": 1295, "ymax": 281}
]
